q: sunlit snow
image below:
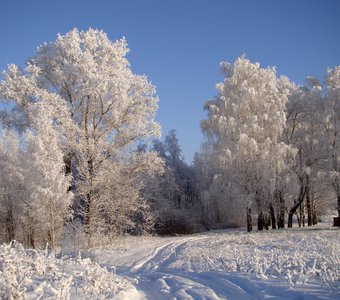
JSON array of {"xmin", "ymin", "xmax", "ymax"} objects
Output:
[{"xmin": 1, "ymin": 223, "xmax": 339, "ymax": 299}]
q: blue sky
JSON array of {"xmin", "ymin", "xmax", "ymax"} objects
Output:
[{"xmin": 0, "ymin": 0, "xmax": 339, "ymax": 163}]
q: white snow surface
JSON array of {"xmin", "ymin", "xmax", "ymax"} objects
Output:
[{"xmin": 1, "ymin": 224, "xmax": 340, "ymax": 299}]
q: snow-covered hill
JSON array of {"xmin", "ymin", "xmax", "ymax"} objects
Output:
[{"xmin": 1, "ymin": 224, "xmax": 339, "ymax": 299}]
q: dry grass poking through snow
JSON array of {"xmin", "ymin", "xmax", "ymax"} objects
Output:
[{"xmin": 169, "ymin": 227, "xmax": 340, "ymax": 288}]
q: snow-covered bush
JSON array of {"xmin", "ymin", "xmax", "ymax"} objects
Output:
[{"xmin": 0, "ymin": 241, "xmax": 135, "ymax": 299}]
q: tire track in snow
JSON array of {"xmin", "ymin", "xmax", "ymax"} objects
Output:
[
  {"xmin": 130, "ymin": 236, "xmax": 203, "ymax": 273},
  {"xmin": 130, "ymin": 240, "xmax": 176, "ymax": 273},
  {"xmin": 127, "ymin": 236, "xmax": 253, "ymax": 300}
]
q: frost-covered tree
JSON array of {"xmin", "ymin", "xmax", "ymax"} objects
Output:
[
  {"xmin": 201, "ymin": 56, "xmax": 289, "ymax": 231},
  {"xmin": 93, "ymin": 151, "xmax": 163, "ymax": 238},
  {"xmin": 165, "ymin": 129, "xmax": 183, "ymax": 164},
  {"xmin": 19, "ymin": 102, "xmax": 73, "ymax": 249},
  {"xmin": 0, "ymin": 131, "xmax": 23, "ymax": 243},
  {"xmin": 0, "ymin": 101, "xmax": 72, "ymax": 249},
  {"xmin": 319, "ymin": 66, "xmax": 340, "ymax": 225},
  {"xmin": 142, "ymin": 159, "xmax": 183, "ymax": 234},
  {"xmin": 0, "ymin": 28, "xmax": 161, "ymax": 244},
  {"xmin": 282, "ymin": 78, "xmax": 324, "ymax": 228}
]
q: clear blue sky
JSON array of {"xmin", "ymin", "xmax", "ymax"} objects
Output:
[{"xmin": 0, "ymin": 0, "xmax": 339, "ymax": 163}]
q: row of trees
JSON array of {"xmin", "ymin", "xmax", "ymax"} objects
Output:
[
  {"xmin": 0, "ymin": 29, "xmax": 339, "ymax": 249},
  {"xmin": 196, "ymin": 57, "xmax": 340, "ymax": 232}
]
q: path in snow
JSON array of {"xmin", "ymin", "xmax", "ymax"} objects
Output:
[{"xmin": 94, "ymin": 228, "xmax": 340, "ymax": 299}]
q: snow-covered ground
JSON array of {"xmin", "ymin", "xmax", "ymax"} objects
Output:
[{"xmin": 1, "ymin": 224, "xmax": 340, "ymax": 299}]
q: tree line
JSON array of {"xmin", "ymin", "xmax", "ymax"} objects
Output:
[
  {"xmin": 0, "ymin": 29, "xmax": 339, "ymax": 249},
  {"xmin": 197, "ymin": 57, "xmax": 340, "ymax": 232}
]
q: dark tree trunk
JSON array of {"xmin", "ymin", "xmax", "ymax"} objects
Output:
[
  {"xmin": 288, "ymin": 212, "xmax": 293, "ymax": 228},
  {"xmin": 297, "ymin": 211, "xmax": 301, "ymax": 227},
  {"xmin": 25, "ymin": 212, "xmax": 36, "ymax": 248},
  {"xmin": 258, "ymin": 211, "xmax": 265, "ymax": 231},
  {"xmin": 84, "ymin": 189, "xmax": 93, "ymax": 227},
  {"xmin": 302, "ymin": 209, "xmax": 305, "ymax": 226},
  {"xmin": 270, "ymin": 205, "xmax": 277, "ymax": 229},
  {"xmin": 306, "ymin": 201, "xmax": 312, "ymax": 226},
  {"xmin": 312, "ymin": 194, "xmax": 318, "ymax": 225},
  {"xmin": 288, "ymin": 183, "xmax": 306, "ymax": 228},
  {"xmin": 5, "ymin": 206, "xmax": 15, "ymax": 243},
  {"xmin": 64, "ymin": 155, "xmax": 72, "ymax": 175},
  {"xmin": 84, "ymin": 102, "xmax": 95, "ymax": 248},
  {"xmin": 64, "ymin": 153, "xmax": 75, "ymax": 222},
  {"xmin": 84, "ymin": 157, "xmax": 95, "ymax": 247},
  {"xmin": 305, "ymin": 175, "xmax": 312, "ymax": 226},
  {"xmin": 247, "ymin": 207, "xmax": 252, "ymax": 232},
  {"xmin": 29, "ymin": 233, "xmax": 35, "ymax": 249},
  {"xmin": 47, "ymin": 230, "xmax": 54, "ymax": 250},
  {"xmin": 277, "ymin": 190, "xmax": 285, "ymax": 229},
  {"xmin": 264, "ymin": 215, "xmax": 270, "ymax": 230},
  {"xmin": 3, "ymin": 192, "xmax": 15, "ymax": 243},
  {"xmin": 298, "ymin": 203, "xmax": 305, "ymax": 227},
  {"xmin": 85, "ymin": 192, "xmax": 93, "ymax": 247},
  {"xmin": 337, "ymin": 193, "xmax": 340, "ymax": 227},
  {"xmin": 64, "ymin": 154, "xmax": 73, "ymax": 191},
  {"xmin": 29, "ymin": 221, "xmax": 35, "ymax": 248}
]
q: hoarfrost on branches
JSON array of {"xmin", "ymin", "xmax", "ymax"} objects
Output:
[{"xmin": 0, "ymin": 28, "xmax": 163, "ymax": 247}]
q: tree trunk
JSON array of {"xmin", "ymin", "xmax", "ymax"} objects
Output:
[
  {"xmin": 5, "ymin": 211, "xmax": 15, "ymax": 243},
  {"xmin": 258, "ymin": 211, "xmax": 264, "ymax": 231},
  {"xmin": 47, "ymin": 230, "xmax": 54, "ymax": 250},
  {"xmin": 277, "ymin": 190, "xmax": 285, "ymax": 229},
  {"xmin": 247, "ymin": 207, "xmax": 252, "ymax": 232},
  {"xmin": 270, "ymin": 205, "xmax": 277, "ymax": 229},
  {"xmin": 29, "ymin": 222, "xmax": 36, "ymax": 249},
  {"xmin": 25, "ymin": 212, "xmax": 36, "ymax": 248},
  {"xmin": 288, "ymin": 183, "xmax": 305, "ymax": 228},
  {"xmin": 305, "ymin": 175, "xmax": 312, "ymax": 226},
  {"xmin": 338, "ymin": 193, "xmax": 340, "ymax": 227},
  {"xmin": 64, "ymin": 154, "xmax": 72, "ymax": 188},
  {"xmin": 47, "ymin": 208, "xmax": 56, "ymax": 250},
  {"xmin": 288, "ymin": 212, "xmax": 293, "ymax": 228},
  {"xmin": 85, "ymin": 194, "xmax": 93, "ymax": 247},
  {"xmin": 84, "ymin": 100, "xmax": 95, "ymax": 247},
  {"xmin": 299, "ymin": 203, "xmax": 305, "ymax": 227},
  {"xmin": 312, "ymin": 194, "xmax": 318, "ymax": 225},
  {"xmin": 265, "ymin": 216, "xmax": 270, "ymax": 230},
  {"xmin": 5, "ymin": 202, "xmax": 15, "ymax": 243}
]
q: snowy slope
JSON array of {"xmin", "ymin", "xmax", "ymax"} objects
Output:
[{"xmin": 1, "ymin": 224, "xmax": 339, "ymax": 299}]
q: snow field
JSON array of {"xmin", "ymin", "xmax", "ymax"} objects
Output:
[
  {"xmin": 99, "ymin": 226, "xmax": 340, "ymax": 299},
  {"xmin": 1, "ymin": 226, "xmax": 339, "ymax": 299},
  {"xmin": 167, "ymin": 229, "xmax": 340, "ymax": 287}
]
